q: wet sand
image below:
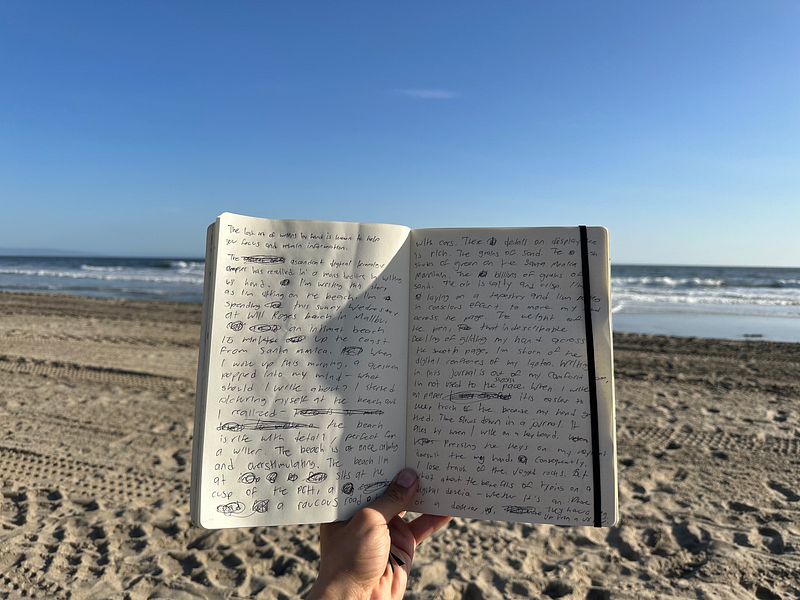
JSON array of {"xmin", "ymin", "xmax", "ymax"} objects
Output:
[{"xmin": 0, "ymin": 291, "xmax": 798, "ymax": 599}]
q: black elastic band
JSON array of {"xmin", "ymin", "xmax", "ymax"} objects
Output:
[{"xmin": 579, "ymin": 226, "xmax": 603, "ymax": 527}]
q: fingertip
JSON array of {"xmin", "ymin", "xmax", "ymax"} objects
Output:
[
  {"xmin": 396, "ymin": 468, "xmax": 416, "ymax": 488},
  {"xmin": 364, "ymin": 469, "xmax": 418, "ymax": 523}
]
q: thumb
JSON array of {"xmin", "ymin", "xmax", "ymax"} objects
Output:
[{"xmin": 366, "ymin": 469, "xmax": 418, "ymax": 523}]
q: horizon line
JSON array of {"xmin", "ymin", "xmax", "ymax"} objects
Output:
[{"xmin": 0, "ymin": 251, "xmax": 796, "ymax": 270}]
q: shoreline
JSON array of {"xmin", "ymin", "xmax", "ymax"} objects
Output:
[
  {"xmin": 613, "ymin": 311, "xmax": 800, "ymax": 344},
  {"xmin": 1, "ymin": 291, "xmax": 798, "ymax": 599},
  {"xmin": 4, "ymin": 288, "xmax": 800, "ymax": 345}
]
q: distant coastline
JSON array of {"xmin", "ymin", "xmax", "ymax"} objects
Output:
[
  {"xmin": 0, "ymin": 248, "xmax": 96, "ymax": 257},
  {"xmin": 0, "ymin": 249, "xmax": 205, "ymax": 260}
]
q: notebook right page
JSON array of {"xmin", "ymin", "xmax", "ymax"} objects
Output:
[{"xmin": 406, "ymin": 227, "xmax": 617, "ymax": 526}]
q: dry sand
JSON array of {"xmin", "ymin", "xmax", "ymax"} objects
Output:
[{"xmin": 0, "ymin": 291, "xmax": 798, "ymax": 599}]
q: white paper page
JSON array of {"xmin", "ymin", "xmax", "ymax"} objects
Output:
[
  {"xmin": 196, "ymin": 214, "xmax": 410, "ymax": 528},
  {"xmin": 406, "ymin": 227, "xmax": 616, "ymax": 526}
]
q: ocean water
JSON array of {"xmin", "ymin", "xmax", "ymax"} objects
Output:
[
  {"xmin": 611, "ymin": 264, "xmax": 800, "ymax": 343},
  {"xmin": 0, "ymin": 256, "xmax": 205, "ymax": 304},
  {"xmin": 0, "ymin": 257, "xmax": 798, "ymax": 342}
]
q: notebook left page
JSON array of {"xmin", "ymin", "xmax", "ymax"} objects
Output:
[{"xmin": 192, "ymin": 213, "xmax": 411, "ymax": 529}]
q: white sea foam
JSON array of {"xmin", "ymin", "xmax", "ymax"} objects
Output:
[
  {"xmin": 0, "ymin": 256, "xmax": 206, "ymax": 303},
  {"xmin": 611, "ymin": 265, "xmax": 800, "ymax": 322},
  {"xmin": 0, "ymin": 266, "xmax": 203, "ymax": 285}
]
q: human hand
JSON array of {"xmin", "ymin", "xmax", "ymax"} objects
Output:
[{"xmin": 307, "ymin": 468, "xmax": 452, "ymax": 600}]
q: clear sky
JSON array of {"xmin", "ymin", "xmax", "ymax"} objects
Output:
[{"xmin": 1, "ymin": 1, "xmax": 798, "ymax": 266}]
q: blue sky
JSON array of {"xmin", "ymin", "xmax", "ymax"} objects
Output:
[{"xmin": 1, "ymin": 1, "xmax": 798, "ymax": 266}]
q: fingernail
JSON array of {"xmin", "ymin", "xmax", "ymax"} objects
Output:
[{"xmin": 396, "ymin": 469, "xmax": 416, "ymax": 488}]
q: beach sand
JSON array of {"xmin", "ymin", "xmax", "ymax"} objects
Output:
[{"xmin": 1, "ymin": 291, "xmax": 798, "ymax": 599}]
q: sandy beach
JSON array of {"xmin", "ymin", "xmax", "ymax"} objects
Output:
[{"xmin": 0, "ymin": 291, "xmax": 798, "ymax": 600}]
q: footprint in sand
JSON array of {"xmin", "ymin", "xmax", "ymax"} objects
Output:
[
  {"xmin": 671, "ymin": 522, "xmax": 711, "ymax": 555},
  {"xmin": 766, "ymin": 409, "xmax": 788, "ymax": 423},
  {"xmin": 728, "ymin": 501, "xmax": 758, "ymax": 513},
  {"xmin": 767, "ymin": 480, "xmax": 800, "ymax": 502},
  {"xmin": 758, "ymin": 527, "xmax": 788, "ymax": 554}
]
